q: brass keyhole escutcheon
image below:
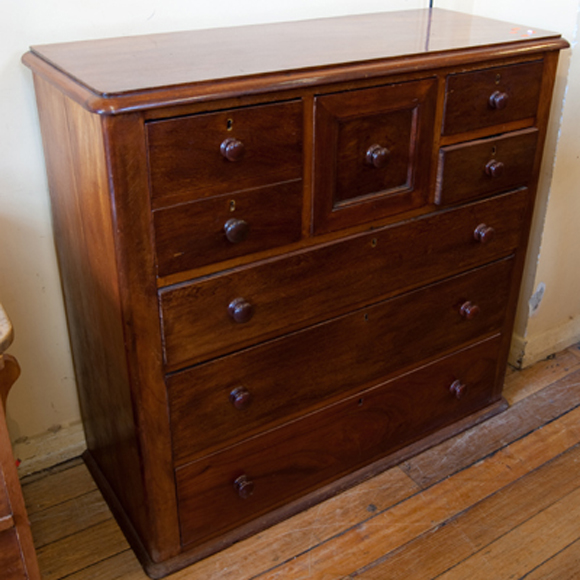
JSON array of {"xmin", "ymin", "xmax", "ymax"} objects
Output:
[
  {"xmin": 227, "ymin": 118, "xmax": 234, "ymax": 131},
  {"xmin": 229, "ymin": 200, "xmax": 236, "ymax": 212}
]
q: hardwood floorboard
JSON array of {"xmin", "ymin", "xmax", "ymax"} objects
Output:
[
  {"xmin": 21, "ymin": 346, "xmax": 580, "ymax": 580},
  {"xmin": 346, "ymin": 442, "xmax": 580, "ymax": 579}
]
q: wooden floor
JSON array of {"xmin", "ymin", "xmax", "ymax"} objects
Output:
[{"xmin": 22, "ymin": 344, "xmax": 580, "ymax": 580}]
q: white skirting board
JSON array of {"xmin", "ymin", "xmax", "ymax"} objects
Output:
[
  {"xmin": 510, "ymin": 317, "xmax": 580, "ymax": 369},
  {"xmin": 12, "ymin": 422, "xmax": 86, "ymax": 477}
]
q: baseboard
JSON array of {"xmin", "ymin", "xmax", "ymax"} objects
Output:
[
  {"xmin": 13, "ymin": 422, "xmax": 86, "ymax": 477},
  {"xmin": 511, "ymin": 317, "xmax": 580, "ymax": 369}
]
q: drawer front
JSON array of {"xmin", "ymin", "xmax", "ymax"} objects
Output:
[
  {"xmin": 176, "ymin": 335, "xmax": 502, "ymax": 547},
  {"xmin": 147, "ymin": 100, "xmax": 303, "ymax": 207},
  {"xmin": 161, "ymin": 189, "xmax": 528, "ymax": 369},
  {"xmin": 154, "ymin": 180, "xmax": 302, "ymax": 276},
  {"xmin": 436, "ymin": 129, "xmax": 538, "ymax": 206},
  {"xmin": 313, "ymin": 78, "xmax": 437, "ymax": 233},
  {"xmin": 443, "ymin": 61, "xmax": 543, "ymax": 135},
  {"xmin": 0, "ymin": 529, "xmax": 27, "ymax": 580},
  {"xmin": 169, "ymin": 258, "xmax": 514, "ymax": 465}
]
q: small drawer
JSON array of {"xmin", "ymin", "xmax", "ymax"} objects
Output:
[
  {"xmin": 443, "ymin": 61, "xmax": 543, "ymax": 135},
  {"xmin": 160, "ymin": 188, "xmax": 528, "ymax": 369},
  {"xmin": 147, "ymin": 100, "xmax": 303, "ymax": 207},
  {"xmin": 436, "ymin": 128, "xmax": 538, "ymax": 206},
  {"xmin": 153, "ymin": 180, "xmax": 302, "ymax": 276},
  {"xmin": 176, "ymin": 335, "xmax": 502, "ymax": 547},
  {"xmin": 313, "ymin": 78, "xmax": 437, "ymax": 233},
  {"xmin": 168, "ymin": 258, "xmax": 514, "ymax": 465}
]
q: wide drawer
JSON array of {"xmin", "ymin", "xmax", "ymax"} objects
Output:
[
  {"xmin": 153, "ymin": 180, "xmax": 302, "ymax": 276},
  {"xmin": 443, "ymin": 60, "xmax": 543, "ymax": 135},
  {"xmin": 160, "ymin": 189, "xmax": 528, "ymax": 369},
  {"xmin": 168, "ymin": 258, "xmax": 514, "ymax": 465},
  {"xmin": 147, "ymin": 100, "xmax": 303, "ymax": 208},
  {"xmin": 436, "ymin": 129, "xmax": 538, "ymax": 206},
  {"xmin": 176, "ymin": 335, "xmax": 502, "ymax": 547}
]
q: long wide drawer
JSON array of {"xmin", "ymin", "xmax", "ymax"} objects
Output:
[
  {"xmin": 176, "ymin": 335, "xmax": 503, "ymax": 547},
  {"xmin": 160, "ymin": 189, "xmax": 528, "ymax": 369},
  {"xmin": 168, "ymin": 258, "xmax": 514, "ymax": 465}
]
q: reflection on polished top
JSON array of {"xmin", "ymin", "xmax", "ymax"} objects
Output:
[{"xmin": 28, "ymin": 9, "xmax": 563, "ymax": 97}]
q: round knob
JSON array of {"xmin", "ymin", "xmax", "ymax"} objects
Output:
[
  {"xmin": 224, "ymin": 218, "xmax": 249, "ymax": 244},
  {"xmin": 365, "ymin": 144, "xmax": 390, "ymax": 169},
  {"xmin": 474, "ymin": 223, "xmax": 496, "ymax": 244},
  {"xmin": 489, "ymin": 90, "xmax": 509, "ymax": 110},
  {"xmin": 449, "ymin": 380, "xmax": 467, "ymax": 400},
  {"xmin": 460, "ymin": 301, "xmax": 481, "ymax": 320},
  {"xmin": 228, "ymin": 297, "xmax": 253, "ymax": 323},
  {"xmin": 234, "ymin": 474, "xmax": 254, "ymax": 499},
  {"xmin": 229, "ymin": 386, "xmax": 252, "ymax": 410},
  {"xmin": 220, "ymin": 138, "xmax": 245, "ymax": 162},
  {"xmin": 485, "ymin": 160, "xmax": 505, "ymax": 178}
]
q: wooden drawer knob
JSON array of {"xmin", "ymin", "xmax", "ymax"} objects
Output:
[
  {"xmin": 365, "ymin": 144, "xmax": 390, "ymax": 169},
  {"xmin": 228, "ymin": 297, "xmax": 254, "ymax": 323},
  {"xmin": 489, "ymin": 90, "xmax": 509, "ymax": 110},
  {"xmin": 485, "ymin": 159, "xmax": 505, "ymax": 178},
  {"xmin": 229, "ymin": 386, "xmax": 252, "ymax": 410},
  {"xmin": 234, "ymin": 474, "xmax": 254, "ymax": 499},
  {"xmin": 224, "ymin": 218, "xmax": 249, "ymax": 243},
  {"xmin": 449, "ymin": 380, "xmax": 467, "ymax": 400},
  {"xmin": 474, "ymin": 223, "xmax": 496, "ymax": 244},
  {"xmin": 460, "ymin": 301, "xmax": 480, "ymax": 320},
  {"xmin": 220, "ymin": 138, "xmax": 245, "ymax": 162}
]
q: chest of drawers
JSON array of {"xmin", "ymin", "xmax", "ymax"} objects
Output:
[{"xmin": 23, "ymin": 9, "xmax": 567, "ymax": 577}]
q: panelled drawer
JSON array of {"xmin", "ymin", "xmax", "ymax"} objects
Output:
[
  {"xmin": 313, "ymin": 78, "xmax": 437, "ymax": 233},
  {"xmin": 153, "ymin": 180, "xmax": 302, "ymax": 276},
  {"xmin": 147, "ymin": 100, "xmax": 303, "ymax": 208},
  {"xmin": 176, "ymin": 335, "xmax": 502, "ymax": 547},
  {"xmin": 436, "ymin": 129, "xmax": 538, "ymax": 206},
  {"xmin": 443, "ymin": 60, "xmax": 543, "ymax": 135},
  {"xmin": 168, "ymin": 258, "xmax": 514, "ymax": 465},
  {"xmin": 160, "ymin": 188, "xmax": 528, "ymax": 369}
]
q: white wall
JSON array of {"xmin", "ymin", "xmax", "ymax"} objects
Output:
[{"xmin": 1, "ymin": 0, "xmax": 577, "ymax": 472}]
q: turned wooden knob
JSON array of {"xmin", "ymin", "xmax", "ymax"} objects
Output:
[
  {"xmin": 485, "ymin": 159, "xmax": 505, "ymax": 178},
  {"xmin": 224, "ymin": 218, "xmax": 249, "ymax": 243},
  {"xmin": 460, "ymin": 301, "xmax": 481, "ymax": 320},
  {"xmin": 229, "ymin": 386, "xmax": 252, "ymax": 410},
  {"xmin": 365, "ymin": 144, "xmax": 390, "ymax": 168},
  {"xmin": 449, "ymin": 380, "xmax": 467, "ymax": 400},
  {"xmin": 228, "ymin": 297, "xmax": 253, "ymax": 323},
  {"xmin": 489, "ymin": 90, "xmax": 509, "ymax": 110},
  {"xmin": 474, "ymin": 223, "xmax": 496, "ymax": 244},
  {"xmin": 220, "ymin": 138, "xmax": 245, "ymax": 162},
  {"xmin": 234, "ymin": 474, "xmax": 254, "ymax": 499}
]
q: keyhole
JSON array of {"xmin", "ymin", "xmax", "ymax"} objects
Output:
[
  {"xmin": 364, "ymin": 313, "xmax": 369, "ymax": 322},
  {"xmin": 491, "ymin": 145, "xmax": 497, "ymax": 156},
  {"xmin": 495, "ymin": 73, "xmax": 501, "ymax": 85},
  {"xmin": 229, "ymin": 200, "xmax": 236, "ymax": 212},
  {"xmin": 227, "ymin": 118, "xmax": 234, "ymax": 131},
  {"xmin": 358, "ymin": 398, "xmax": 364, "ymax": 406},
  {"xmin": 371, "ymin": 238, "xmax": 378, "ymax": 248}
]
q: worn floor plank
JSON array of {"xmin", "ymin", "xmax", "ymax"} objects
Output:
[
  {"xmin": 401, "ymin": 367, "xmax": 580, "ymax": 488},
  {"xmin": 348, "ymin": 443, "xmax": 580, "ymax": 579},
  {"xmin": 523, "ymin": 537, "xmax": 580, "ymax": 580}
]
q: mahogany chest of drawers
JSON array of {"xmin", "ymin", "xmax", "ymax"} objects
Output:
[{"xmin": 23, "ymin": 9, "xmax": 567, "ymax": 577}]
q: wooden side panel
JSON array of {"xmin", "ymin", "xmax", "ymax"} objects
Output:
[{"xmin": 31, "ymin": 77, "xmax": 150, "ymax": 554}]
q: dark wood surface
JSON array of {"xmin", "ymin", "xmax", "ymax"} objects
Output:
[
  {"xmin": 23, "ymin": 9, "xmax": 567, "ymax": 577},
  {"xmin": 168, "ymin": 258, "xmax": 514, "ymax": 464},
  {"xmin": 161, "ymin": 188, "xmax": 528, "ymax": 369},
  {"xmin": 176, "ymin": 335, "xmax": 502, "ymax": 547},
  {"xmin": 436, "ymin": 128, "xmax": 538, "ymax": 205}
]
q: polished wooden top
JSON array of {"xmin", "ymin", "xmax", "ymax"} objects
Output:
[{"xmin": 27, "ymin": 9, "xmax": 564, "ymax": 95}]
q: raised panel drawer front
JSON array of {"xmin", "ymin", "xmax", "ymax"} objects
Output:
[
  {"xmin": 147, "ymin": 100, "xmax": 303, "ymax": 207},
  {"xmin": 436, "ymin": 128, "xmax": 538, "ymax": 205},
  {"xmin": 176, "ymin": 335, "xmax": 502, "ymax": 547},
  {"xmin": 153, "ymin": 180, "xmax": 302, "ymax": 276},
  {"xmin": 161, "ymin": 188, "xmax": 528, "ymax": 369},
  {"xmin": 168, "ymin": 258, "xmax": 514, "ymax": 464},
  {"xmin": 313, "ymin": 78, "xmax": 437, "ymax": 233},
  {"xmin": 443, "ymin": 61, "xmax": 543, "ymax": 135}
]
